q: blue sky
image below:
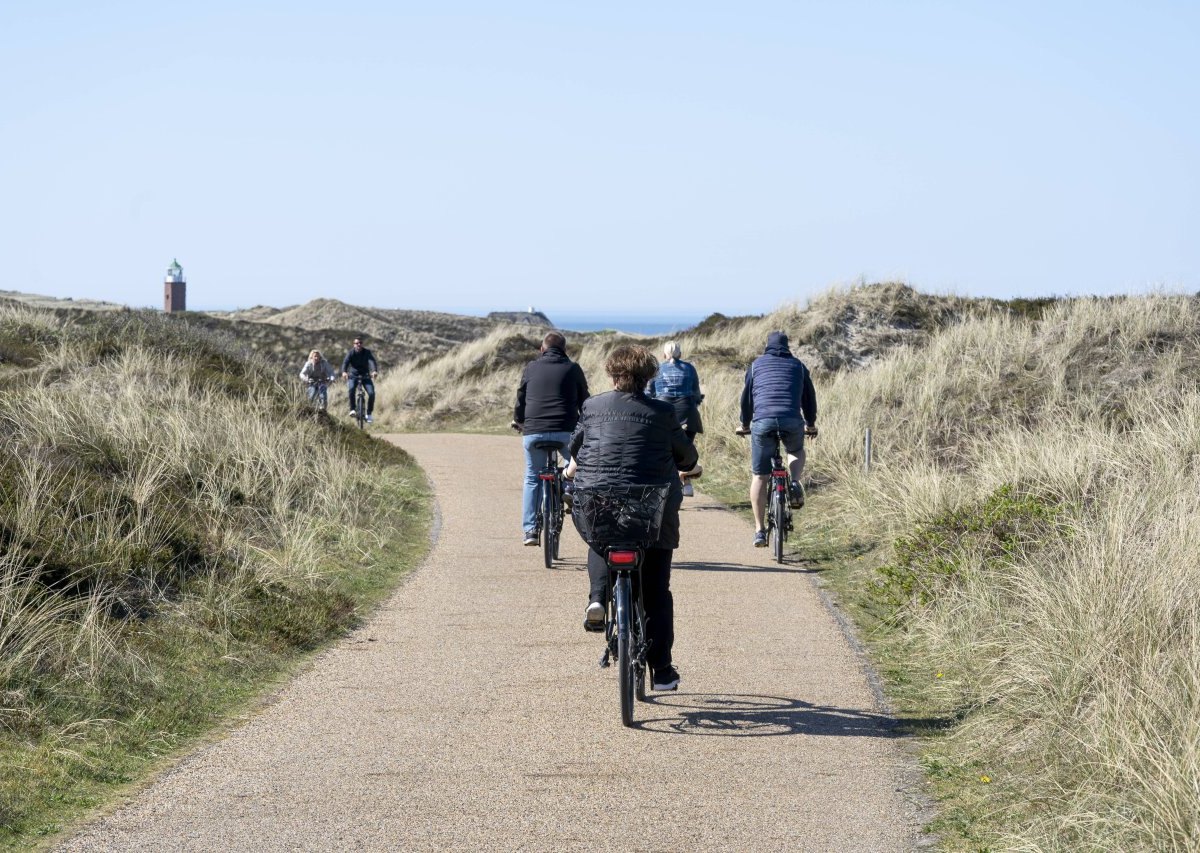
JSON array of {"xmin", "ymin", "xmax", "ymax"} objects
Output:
[{"xmin": 1, "ymin": 2, "xmax": 1196, "ymax": 315}]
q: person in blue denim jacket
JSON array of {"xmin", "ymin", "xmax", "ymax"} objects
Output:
[{"xmin": 646, "ymin": 341, "xmax": 704, "ymax": 496}]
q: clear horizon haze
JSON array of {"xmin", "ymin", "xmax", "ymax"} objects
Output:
[{"xmin": 2, "ymin": 2, "xmax": 1197, "ymax": 315}]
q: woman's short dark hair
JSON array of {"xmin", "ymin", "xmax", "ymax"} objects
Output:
[{"xmin": 605, "ymin": 345, "xmax": 658, "ymax": 393}]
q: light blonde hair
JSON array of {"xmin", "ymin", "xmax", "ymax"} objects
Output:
[
  {"xmin": 663, "ymin": 340, "xmax": 681, "ymax": 360},
  {"xmin": 309, "ymin": 349, "xmax": 322, "ymax": 359}
]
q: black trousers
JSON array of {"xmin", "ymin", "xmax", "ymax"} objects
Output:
[{"xmin": 588, "ymin": 547, "xmax": 674, "ymax": 670}]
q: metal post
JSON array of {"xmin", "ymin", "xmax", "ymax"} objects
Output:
[{"xmin": 863, "ymin": 428, "xmax": 872, "ymax": 474}]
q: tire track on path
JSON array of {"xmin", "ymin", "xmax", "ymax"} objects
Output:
[{"xmin": 63, "ymin": 433, "xmax": 925, "ymax": 852}]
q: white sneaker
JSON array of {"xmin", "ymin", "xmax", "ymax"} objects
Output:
[
  {"xmin": 365, "ymin": 414, "xmax": 373, "ymax": 423},
  {"xmin": 681, "ymin": 481, "xmax": 694, "ymax": 497},
  {"xmin": 348, "ymin": 409, "xmax": 356, "ymax": 417}
]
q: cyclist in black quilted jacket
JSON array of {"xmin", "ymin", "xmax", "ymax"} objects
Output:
[{"xmin": 565, "ymin": 344, "xmax": 698, "ymax": 691}]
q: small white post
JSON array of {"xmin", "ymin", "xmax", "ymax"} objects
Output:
[{"xmin": 863, "ymin": 428, "xmax": 873, "ymax": 474}]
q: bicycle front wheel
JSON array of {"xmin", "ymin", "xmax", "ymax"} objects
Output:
[
  {"xmin": 615, "ymin": 575, "xmax": 634, "ymax": 727},
  {"xmin": 356, "ymin": 392, "xmax": 365, "ymax": 429},
  {"xmin": 772, "ymin": 490, "xmax": 786, "ymax": 563}
]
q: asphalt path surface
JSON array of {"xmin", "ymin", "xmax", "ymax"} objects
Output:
[{"xmin": 63, "ymin": 433, "xmax": 926, "ymax": 851}]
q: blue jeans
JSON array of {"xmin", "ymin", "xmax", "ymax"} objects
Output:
[
  {"xmin": 523, "ymin": 432, "xmax": 572, "ymax": 534},
  {"xmin": 306, "ymin": 382, "xmax": 329, "ymax": 410},
  {"xmin": 346, "ymin": 376, "xmax": 375, "ymax": 415}
]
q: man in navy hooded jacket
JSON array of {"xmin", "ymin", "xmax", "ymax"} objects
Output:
[{"xmin": 739, "ymin": 331, "xmax": 818, "ymax": 547}]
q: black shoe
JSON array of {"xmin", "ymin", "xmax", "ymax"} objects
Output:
[
  {"xmin": 583, "ymin": 601, "xmax": 605, "ymax": 632},
  {"xmin": 652, "ymin": 665, "xmax": 680, "ymax": 691},
  {"xmin": 789, "ymin": 480, "xmax": 805, "ymax": 509},
  {"xmin": 753, "ymin": 530, "xmax": 767, "ymax": 547},
  {"xmin": 523, "ymin": 531, "xmax": 539, "ymax": 546}
]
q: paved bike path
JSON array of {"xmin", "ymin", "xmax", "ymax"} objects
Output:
[{"xmin": 63, "ymin": 433, "xmax": 925, "ymax": 851}]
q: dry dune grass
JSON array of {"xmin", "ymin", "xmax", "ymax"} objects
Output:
[
  {"xmin": 374, "ymin": 282, "xmax": 951, "ymax": 432},
  {"xmin": 0, "ymin": 310, "xmax": 370, "ymax": 705},
  {"xmin": 0, "ymin": 304, "xmax": 428, "ymax": 839},
  {"xmin": 787, "ymin": 294, "xmax": 1200, "ymax": 849}
]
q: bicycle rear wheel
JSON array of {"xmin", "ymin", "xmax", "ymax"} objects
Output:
[
  {"xmin": 615, "ymin": 575, "xmax": 634, "ymax": 727},
  {"xmin": 772, "ymin": 489, "xmax": 786, "ymax": 564},
  {"xmin": 542, "ymin": 484, "xmax": 555, "ymax": 568}
]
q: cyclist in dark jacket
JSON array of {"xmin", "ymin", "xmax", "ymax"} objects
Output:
[
  {"xmin": 512, "ymin": 332, "xmax": 590, "ymax": 545},
  {"xmin": 341, "ymin": 336, "xmax": 379, "ymax": 423},
  {"xmin": 566, "ymin": 344, "xmax": 698, "ymax": 691},
  {"xmin": 739, "ymin": 331, "xmax": 817, "ymax": 547}
]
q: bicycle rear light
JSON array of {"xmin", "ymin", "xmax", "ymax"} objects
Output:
[
  {"xmin": 608, "ymin": 550, "xmax": 638, "ymax": 565},
  {"xmin": 538, "ymin": 473, "xmax": 557, "ymax": 480}
]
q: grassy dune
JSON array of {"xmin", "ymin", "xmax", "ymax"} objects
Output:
[
  {"xmin": 0, "ymin": 304, "xmax": 430, "ymax": 845},
  {"xmin": 377, "ymin": 283, "xmax": 1200, "ymax": 849}
]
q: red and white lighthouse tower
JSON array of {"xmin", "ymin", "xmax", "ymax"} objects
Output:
[{"xmin": 164, "ymin": 259, "xmax": 186, "ymax": 313}]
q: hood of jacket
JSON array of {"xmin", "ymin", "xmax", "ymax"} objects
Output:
[{"xmin": 764, "ymin": 331, "xmax": 792, "ymax": 357}]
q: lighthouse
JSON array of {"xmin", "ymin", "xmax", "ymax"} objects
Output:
[{"xmin": 164, "ymin": 259, "xmax": 186, "ymax": 313}]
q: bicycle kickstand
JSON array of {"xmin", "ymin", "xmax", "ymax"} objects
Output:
[{"xmin": 598, "ymin": 648, "xmax": 611, "ymax": 668}]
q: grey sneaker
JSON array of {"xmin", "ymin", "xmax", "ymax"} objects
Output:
[
  {"xmin": 753, "ymin": 530, "xmax": 767, "ymax": 547},
  {"xmin": 584, "ymin": 601, "xmax": 605, "ymax": 632},
  {"xmin": 365, "ymin": 414, "xmax": 373, "ymax": 424},
  {"xmin": 523, "ymin": 532, "xmax": 539, "ymax": 546}
]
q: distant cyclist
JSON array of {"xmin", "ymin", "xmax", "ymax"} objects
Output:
[
  {"xmin": 299, "ymin": 349, "xmax": 336, "ymax": 412},
  {"xmin": 341, "ymin": 336, "xmax": 379, "ymax": 423},
  {"xmin": 646, "ymin": 339, "xmax": 704, "ymax": 496},
  {"xmin": 512, "ymin": 332, "xmax": 589, "ymax": 546},
  {"xmin": 739, "ymin": 331, "xmax": 817, "ymax": 548}
]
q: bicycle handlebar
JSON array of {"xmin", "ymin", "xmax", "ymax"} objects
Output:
[{"xmin": 734, "ymin": 426, "xmax": 819, "ymax": 438}]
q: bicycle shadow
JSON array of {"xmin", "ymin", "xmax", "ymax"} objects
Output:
[
  {"xmin": 633, "ymin": 693, "xmax": 900, "ymax": 738},
  {"xmin": 673, "ymin": 560, "xmax": 820, "ymax": 575}
]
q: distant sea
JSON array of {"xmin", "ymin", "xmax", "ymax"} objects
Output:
[{"xmin": 551, "ymin": 315, "xmax": 706, "ymax": 335}]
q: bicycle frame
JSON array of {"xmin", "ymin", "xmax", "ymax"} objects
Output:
[{"xmin": 763, "ymin": 430, "xmax": 792, "ymax": 564}]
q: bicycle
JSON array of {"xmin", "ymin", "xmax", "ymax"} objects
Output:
[
  {"xmin": 737, "ymin": 426, "xmax": 813, "ymax": 564},
  {"xmin": 348, "ymin": 375, "xmax": 373, "ymax": 429},
  {"xmin": 533, "ymin": 441, "xmax": 566, "ymax": 568},
  {"xmin": 571, "ymin": 484, "xmax": 670, "ymax": 727}
]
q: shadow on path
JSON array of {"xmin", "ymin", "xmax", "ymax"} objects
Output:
[
  {"xmin": 673, "ymin": 560, "xmax": 820, "ymax": 575},
  {"xmin": 634, "ymin": 693, "xmax": 901, "ymax": 738}
]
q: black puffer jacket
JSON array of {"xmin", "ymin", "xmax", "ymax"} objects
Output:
[
  {"xmin": 514, "ymin": 347, "xmax": 590, "ymax": 434},
  {"xmin": 568, "ymin": 390, "xmax": 699, "ymax": 549}
]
